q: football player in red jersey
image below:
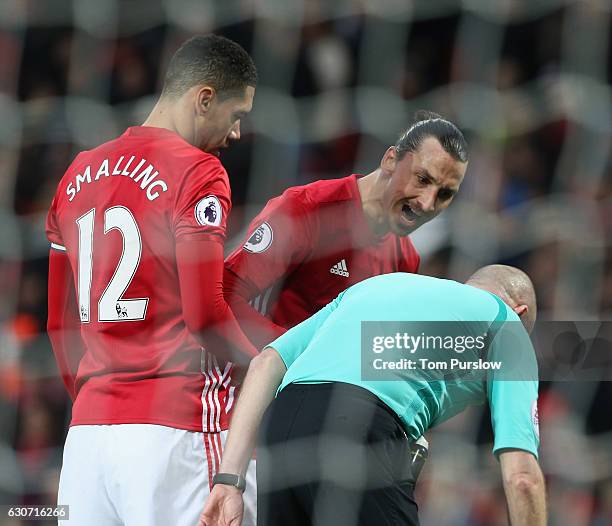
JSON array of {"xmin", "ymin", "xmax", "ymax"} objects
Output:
[
  {"xmin": 224, "ymin": 111, "xmax": 469, "ymax": 349},
  {"xmin": 46, "ymin": 35, "xmax": 259, "ymax": 526}
]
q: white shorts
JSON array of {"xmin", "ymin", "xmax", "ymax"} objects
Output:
[{"xmin": 58, "ymin": 424, "xmax": 256, "ymax": 526}]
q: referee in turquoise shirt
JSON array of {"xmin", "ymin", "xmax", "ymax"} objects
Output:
[{"xmin": 200, "ymin": 265, "xmax": 546, "ymax": 526}]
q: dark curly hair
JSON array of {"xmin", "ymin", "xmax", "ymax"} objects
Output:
[{"xmin": 162, "ymin": 35, "xmax": 257, "ymax": 100}]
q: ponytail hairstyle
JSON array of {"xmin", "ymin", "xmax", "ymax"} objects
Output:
[{"xmin": 395, "ymin": 110, "xmax": 468, "ymax": 163}]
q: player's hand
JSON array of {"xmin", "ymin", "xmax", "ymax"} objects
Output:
[{"xmin": 199, "ymin": 485, "xmax": 244, "ymax": 526}]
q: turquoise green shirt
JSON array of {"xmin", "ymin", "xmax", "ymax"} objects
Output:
[{"xmin": 269, "ymin": 273, "xmax": 539, "ymax": 458}]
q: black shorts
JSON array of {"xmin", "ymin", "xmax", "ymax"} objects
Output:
[{"xmin": 257, "ymin": 382, "xmax": 420, "ymax": 526}]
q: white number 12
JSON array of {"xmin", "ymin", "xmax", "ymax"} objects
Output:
[{"xmin": 76, "ymin": 206, "xmax": 149, "ymax": 323}]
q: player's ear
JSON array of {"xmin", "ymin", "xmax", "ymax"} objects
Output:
[
  {"xmin": 381, "ymin": 146, "xmax": 398, "ymax": 173},
  {"xmin": 196, "ymin": 86, "xmax": 215, "ymax": 115},
  {"xmin": 513, "ymin": 304, "xmax": 528, "ymax": 319},
  {"xmin": 513, "ymin": 304, "xmax": 535, "ymax": 333}
]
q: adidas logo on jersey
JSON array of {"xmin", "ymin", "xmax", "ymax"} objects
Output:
[{"xmin": 330, "ymin": 259, "xmax": 349, "ymax": 277}]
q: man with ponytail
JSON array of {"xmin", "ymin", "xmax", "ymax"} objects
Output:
[{"xmin": 225, "ymin": 110, "xmax": 469, "ymax": 350}]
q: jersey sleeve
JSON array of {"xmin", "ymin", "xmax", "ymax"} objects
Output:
[
  {"xmin": 224, "ymin": 268, "xmax": 287, "ymax": 349},
  {"xmin": 47, "ymin": 248, "xmax": 86, "ymax": 400},
  {"xmin": 46, "ymin": 193, "xmax": 65, "ymax": 249},
  {"xmin": 176, "ymin": 238, "xmax": 257, "ymax": 364},
  {"xmin": 266, "ymin": 292, "xmax": 345, "ymax": 370},
  {"xmin": 224, "ymin": 190, "xmax": 314, "ymax": 295},
  {"xmin": 173, "ymin": 157, "xmax": 231, "ymax": 242},
  {"xmin": 46, "ymin": 153, "xmax": 84, "ymax": 250},
  {"xmin": 487, "ymin": 322, "xmax": 540, "ymax": 458}
]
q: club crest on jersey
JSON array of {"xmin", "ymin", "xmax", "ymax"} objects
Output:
[
  {"xmin": 243, "ymin": 222, "xmax": 273, "ymax": 253},
  {"xmin": 195, "ymin": 195, "xmax": 222, "ymax": 227}
]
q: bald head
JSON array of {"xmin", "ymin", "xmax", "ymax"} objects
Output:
[{"xmin": 466, "ymin": 265, "xmax": 537, "ymax": 333}]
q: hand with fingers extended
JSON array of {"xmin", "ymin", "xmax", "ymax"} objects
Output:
[{"xmin": 199, "ymin": 484, "xmax": 244, "ymax": 526}]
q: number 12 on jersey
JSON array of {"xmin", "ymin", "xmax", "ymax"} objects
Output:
[{"xmin": 76, "ymin": 206, "xmax": 149, "ymax": 323}]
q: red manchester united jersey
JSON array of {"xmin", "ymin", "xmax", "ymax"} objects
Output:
[
  {"xmin": 46, "ymin": 126, "xmax": 233, "ymax": 431},
  {"xmin": 225, "ymin": 175, "xmax": 420, "ymax": 334}
]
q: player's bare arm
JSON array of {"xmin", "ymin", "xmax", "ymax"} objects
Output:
[{"xmin": 499, "ymin": 449, "xmax": 547, "ymax": 526}]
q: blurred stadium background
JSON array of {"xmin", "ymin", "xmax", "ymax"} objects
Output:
[{"xmin": 0, "ymin": 0, "xmax": 611, "ymax": 524}]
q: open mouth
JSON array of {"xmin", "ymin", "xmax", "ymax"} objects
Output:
[{"xmin": 401, "ymin": 204, "xmax": 418, "ymax": 224}]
